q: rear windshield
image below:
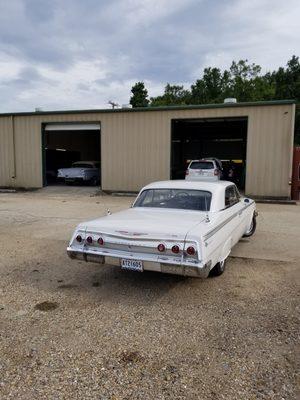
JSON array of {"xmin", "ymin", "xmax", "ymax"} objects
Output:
[
  {"xmin": 189, "ymin": 161, "xmax": 214, "ymax": 170},
  {"xmin": 134, "ymin": 188, "xmax": 212, "ymax": 211}
]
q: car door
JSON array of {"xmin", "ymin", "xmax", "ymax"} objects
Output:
[
  {"xmin": 235, "ymin": 186, "xmax": 255, "ymax": 234},
  {"xmin": 224, "ymin": 185, "xmax": 245, "ymax": 244}
]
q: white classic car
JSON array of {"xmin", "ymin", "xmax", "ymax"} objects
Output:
[
  {"xmin": 67, "ymin": 180, "xmax": 257, "ymax": 278},
  {"xmin": 57, "ymin": 161, "xmax": 100, "ymax": 185}
]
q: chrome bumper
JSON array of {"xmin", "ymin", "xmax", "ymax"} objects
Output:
[{"xmin": 67, "ymin": 247, "xmax": 211, "ymax": 278}]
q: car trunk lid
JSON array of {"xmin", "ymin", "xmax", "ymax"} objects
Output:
[
  {"xmin": 81, "ymin": 207, "xmax": 206, "ymax": 240},
  {"xmin": 58, "ymin": 168, "xmax": 84, "ymax": 178}
]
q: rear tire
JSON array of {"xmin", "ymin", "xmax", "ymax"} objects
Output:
[
  {"xmin": 209, "ymin": 259, "xmax": 226, "ymax": 277},
  {"xmin": 243, "ymin": 215, "xmax": 256, "ymax": 237}
]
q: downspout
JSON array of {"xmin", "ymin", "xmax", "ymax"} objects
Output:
[
  {"xmin": 288, "ymin": 104, "xmax": 296, "ymax": 200},
  {"xmin": 10, "ymin": 115, "xmax": 17, "ymax": 184}
]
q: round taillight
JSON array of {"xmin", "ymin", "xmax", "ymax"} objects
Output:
[
  {"xmin": 186, "ymin": 246, "xmax": 196, "ymax": 256},
  {"xmin": 97, "ymin": 237, "xmax": 104, "ymax": 245},
  {"xmin": 157, "ymin": 243, "xmax": 165, "ymax": 252},
  {"xmin": 76, "ymin": 235, "xmax": 82, "ymax": 243},
  {"xmin": 172, "ymin": 245, "xmax": 180, "ymax": 254},
  {"xmin": 86, "ymin": 236, "xmax": 93, "ymax": 244}
]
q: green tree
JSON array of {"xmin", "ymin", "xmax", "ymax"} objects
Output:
[
  {"xmin": 150, "ymin": 84, "xmax": 190, "ymax": 106},
  {"xmin": 191, "ymin": 68, "xmax": 231, "ymax": 104},
  {"xmin": 229, "ymin": 60, "xmax": 273, "ymax": 101},
  {"xmin": 271, "ymin": 56, "xmax": 300, "ymax": 144},
  {"xmin": 130, "ymin": 82, "xmax": 149, "ymax": 107},
  {"xmin": 273, "ymin": 56, "xmax": 300, "ymax": 100}
]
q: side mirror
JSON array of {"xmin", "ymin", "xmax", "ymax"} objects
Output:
[{"xmin": 244, "ymin": 198, "xmax": 250, "ymax": 203}]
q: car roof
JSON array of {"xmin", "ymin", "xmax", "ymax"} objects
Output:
[
  {"xmin": 140, "ymin": 180, "xmax": 235, "ymax": 212},
  {"xmin": 142, "ymin": 180, "xmax": 233, "ymax": 191}
]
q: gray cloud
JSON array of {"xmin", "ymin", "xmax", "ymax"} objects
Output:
[{"xmin": 0, "ymin": 0, "xmax": 299, "ymax": 112}]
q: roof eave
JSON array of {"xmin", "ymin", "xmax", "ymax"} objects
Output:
[{"xmin": 0, "ymin": 100, "xmax": 296, "ymax": 118}]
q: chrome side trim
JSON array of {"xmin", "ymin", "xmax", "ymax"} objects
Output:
[
  {"xmin": 204, "ymin": 202, "xmax": 254, "ymax": 241},
  {"xmin": 204, "ymin": 213, "xmax": 236, "ymax": 241}
]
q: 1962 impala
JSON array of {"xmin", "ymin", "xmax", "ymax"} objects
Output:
[
  {"xmin": 67, "ymin": 180, "xmax": 257, "ymax": 278},
  {"xmin": 57, "ymin": 161, "xmax": 100, "ymax": 185}
]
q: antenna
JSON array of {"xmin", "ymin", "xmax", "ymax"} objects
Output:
[{"xmin": 108, "ymin": 100, "xmax": 119, "ymax": 109}]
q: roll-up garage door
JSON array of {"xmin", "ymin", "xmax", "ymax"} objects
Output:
[{"xmin": 45, "ymin": 123, "xmax": 100, "ymax": 131}]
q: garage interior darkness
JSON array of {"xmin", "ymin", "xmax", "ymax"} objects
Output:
[
  {"xmin": 171, "ymin": 117, "xmax": 248, "ymax": 189},
  {"xmin": 43, "ymin": 124, "xmax": 101, "ymax": 185}
]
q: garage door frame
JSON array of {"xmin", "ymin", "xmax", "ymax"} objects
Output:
[
  {"xmin": 170, "ymin": 116, "xmax": 249, "ymax": 187},
  {"xmin": 41, "ymin": 121, "xmax": 101, "ymax": 186}
]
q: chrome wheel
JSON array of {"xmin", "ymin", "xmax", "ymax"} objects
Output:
[{"xmin": 243, "ymin": 215, "xmax": 257, "ymax": 237}]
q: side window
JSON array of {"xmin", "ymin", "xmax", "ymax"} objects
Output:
[
  {"xmin": 225, "ymin": 186, "xmax": 238, "ymax": 208},
  {"xmin": 136, "ymin": 190, "xmax": 154, "ymax": 206}
]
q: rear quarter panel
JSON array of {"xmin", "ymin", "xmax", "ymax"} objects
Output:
[{"xmin": 192, "ymin": 199, "xmax": 256, "ymax": 269}]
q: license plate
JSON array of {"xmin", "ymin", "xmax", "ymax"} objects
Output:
[{"xmin": 121, "ymin": 259, "xmax": 143, "ymax": 272}]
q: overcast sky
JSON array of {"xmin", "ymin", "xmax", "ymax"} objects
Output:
[{"xmin": 0, "ymin": 0, "xmax": 299, "ymax": 112}]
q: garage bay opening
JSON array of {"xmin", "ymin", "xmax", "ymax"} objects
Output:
[
  {"xmin": 42, "ymin": 123, "xmax": 101, "ymax": 186},
  {"xmin": 171, "ymin": 117, "xmax": 248, "ymax": 190}
]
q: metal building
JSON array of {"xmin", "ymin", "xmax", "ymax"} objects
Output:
[{"xmin": 0, "ymin": 100, "xmax": 295, "ymax": 199}]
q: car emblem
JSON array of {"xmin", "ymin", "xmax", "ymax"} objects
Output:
[{"xmin": 116, "ymin": 230, "xmax": 148, "ymax": 236}]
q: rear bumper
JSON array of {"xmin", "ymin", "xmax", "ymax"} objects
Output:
[
  {"xmin": 67, "ymin": 247, "xmax": 211, "ymax": 278},
  {"xmin": 64, "ymin": 177, "xmax": 88, "ymax": 182}
]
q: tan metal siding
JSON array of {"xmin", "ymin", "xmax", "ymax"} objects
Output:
[
  {"xmin": 13, "ymin": 116, "xmax": 41, "ymax": 187},
  {"xmin": 0, "ymin": 104, "xmax": 295, "ymax": 197},
  {"xmin": 244, "ymin": 105, "xmax": 294, "ymax": 197},
  {"xmin": 101, "ymin": 110, "xmax": 171, "ymax": 191},
  {"xmin": 0, "ymin": 116, "xmax": 14, "ymax": 186},
  {"xmin": 100, "ymin": 105, "xmax": 294, "ymax": 197}
]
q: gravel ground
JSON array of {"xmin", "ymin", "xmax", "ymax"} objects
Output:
[{"xmin": 0, "ymin": 186, "xmax": 299, "ymax": 399}]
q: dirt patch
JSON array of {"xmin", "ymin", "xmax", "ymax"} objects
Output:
[
  {"xmin": 119, "ymin": 350, "xmax": 143, "ymax": 364},
  {"xmin": 57, "ymin": 284, "xmax": 78, "ymax": 289},
  {"xmin": 34, "ymin": 301, "xmax": 59, "ymax": 311}
]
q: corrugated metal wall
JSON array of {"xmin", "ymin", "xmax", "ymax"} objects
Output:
[
  {"xmin": 0, "ymin": 103, "xmax": 295, "ymax": 197},
  {"xmin": 0, "ymin": 116, "xmax": 15, "ymax": 186}
]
